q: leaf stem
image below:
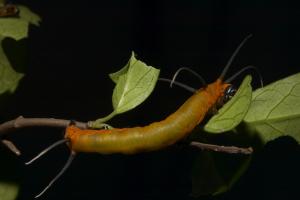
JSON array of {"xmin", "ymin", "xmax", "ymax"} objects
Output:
[{"xmin": 88, "ymin": 111, "xmax": 116, "ymax": 128}]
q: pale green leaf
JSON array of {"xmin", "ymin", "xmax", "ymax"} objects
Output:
[
  {"xmin": 0, "ymin": 36, "xmax": 23, "ymax": 94},
  {"xmin": 204, "ymin": 75, "xmax": 252, "ymax": 133},
  {"xmin": 112, "ymin": 52, "xmax": 160, "ymax": 114},
  {"xmin": 0, "ymin": 5, "xmax": 41, "ymax": 40},
  {"xmin": 109, "ymin": 61, "xmax": 130, "ymax": 83},
  {"xmin": 244, "ymin": 72, "xmax": 300, "ymax": 143},
  {"xmin": 89, "ymin": 52, "xmax": 160, "ymax": 128}
]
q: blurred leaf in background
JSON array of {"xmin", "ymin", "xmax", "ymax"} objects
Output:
[
  {"xmin": 0, "ymin": 5, "xmax": 40, "ymax": 40},
  {"xmin": 0, "ymin": 4, "xmax": 40, "ymax": 98},
  {"xmin": 0, "ymin": 144, "xmax": 23, "ymax": 200},
  {"xmin": 0, "ymin": 4, "xmax": 40, "ymax": 200}
]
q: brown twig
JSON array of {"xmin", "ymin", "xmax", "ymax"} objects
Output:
[
  {"xmin": 1, "ymin": 139, "xmax": 21, "ymax": 156},
  {"xmin": 0, "ymin": 116, "xmax": 87, "ymax": 136},
  {"xmin": 190, "ymin": 141, "xmax": 253, "ymax": 154}
]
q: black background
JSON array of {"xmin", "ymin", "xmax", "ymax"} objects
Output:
[{"xmin": 1, "ymin": 0, "xmax": 300, "ymax": 200}]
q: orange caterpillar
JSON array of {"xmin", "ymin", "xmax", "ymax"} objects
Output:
[{"xmin": 65, "ymin": 78, "xmax": 229, "ymax": 154}]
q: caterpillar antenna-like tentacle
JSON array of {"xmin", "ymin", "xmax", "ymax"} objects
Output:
[
  {"xmin": 219, "ymin": 34, "xmax": 252, "ymax": 80},
  {"xmin": 170, "ymin": 67, "xmax": 206, "ymax": 87},
  {"xmin": 225, "ymin": 65, "xmax": 263, "ymax": 87},
  {"xmin": 34, "ymin": 151, "xmax": 76, "ymax": 198},
  {"xmin": 25, "ymin": 139, "xmax": 69, "ymax": 165},
  {"xmin": 158, "ymin": 78, "xmax": 196, "ymax": 93}
]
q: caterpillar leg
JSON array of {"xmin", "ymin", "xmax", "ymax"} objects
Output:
[{"xmin": 96, "ymin": 123, "xmax": 114, "ymax": 130}]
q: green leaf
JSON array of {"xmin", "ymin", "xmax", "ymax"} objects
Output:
[
  {"xmin": 111, "ymin": 52, "xmax": 160, "ymax": 113},
  {"xmin": 89, "ymin": 52, "xmax": 160, "ymax": 128},
  {"xmin": 109, "ymin": 64, "xmax": 129, "ymax": 84},
  {"xmin": 244, "ymin": 72, "xmax": 300, "ymax": 144},
  {"xmin": 0, "ymin": 5, "xmax": 41, "ymax": 40},
  {"xmin": 0, "ymin": 19, "xmax": 27, "ymax": 41},
  {"xmin": 0, "ymin": 145, "xmax": 23, "ymax": 200},
  {"xmin": 212, "ymin": 155, "xmax": 252, "ymax": 195},
  {"xmin": 204, "ymin": 75, "xmax": 252, "ymax": 133},
  {"xmin": 0, "ymin": 182, "xmax": 18, "ymax": 200},
  {"xmin": 0, "ymin": 36, "xmax": 24, "ymax": 94},
  {"xmin": 18, "ymin": 5, "xmax": 41, "ymax": 26},
  {"xmin": 191, "ymin": 151, "xmax": 251, "ymax": 197}
]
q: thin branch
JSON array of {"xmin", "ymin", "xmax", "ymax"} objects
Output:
[
  {"xmin": 1, "ymin": 139, "xmax": 21, "ymax": 156},
  {"xmin": 190, "ymin": 141, "xmax": 253, "ymax": 154},
  {"xmin": 0, "ymin": 116, "xmax": 87, "ymax": 137}
]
